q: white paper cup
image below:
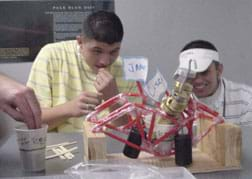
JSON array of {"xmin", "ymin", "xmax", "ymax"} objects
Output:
[
  {"xmin": 15, "ymin": 124, "xmax": 48, "ymax": 172},
  {"xmin": 144, "ymin": 115, "xmax": 174, "ymax": 154},
  {"xmin": 154, "ymin": 123, "xmax": 175, "ymax": 154}
]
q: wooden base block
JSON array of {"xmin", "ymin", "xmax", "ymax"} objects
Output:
[
  {"xmin": 106, "ymin": 148, "xmax": 241, "ymax": 173},
  {"xmin": 197, "ymin": 120, "xmax": 241, "ymax": 167},
  {"xmin": 83, "ymin": 121, "xmax": 107, "ymax": 161},
  {"xmin": 83, "ymin": 120, "xmax": 242, "ymax": 173}
]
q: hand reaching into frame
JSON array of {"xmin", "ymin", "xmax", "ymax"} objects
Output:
[{"xmin": 0, "ymin": 74, "xmax": 42, "ymax": 129}]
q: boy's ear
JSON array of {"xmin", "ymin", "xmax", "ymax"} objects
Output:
[{"xmin": 217, "ymin": 63, "xmax": 224, "ymax": 77}]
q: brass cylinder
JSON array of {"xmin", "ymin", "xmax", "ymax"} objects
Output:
[{"xmin": 161, "ymin": 81, "xmax": 193, "ymax": 117}]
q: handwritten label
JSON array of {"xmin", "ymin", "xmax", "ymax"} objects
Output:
[
  {"xmin": 18, "ymin": 136, "xmax": 46, "ymax": 146},
  {"xmin": 17, "ymin": 134, "xmax": 46, "ymax": 150},
  {"xmin": 144, "ymin": 70, "xmax": 167, "ymax": 101},
  {"xmin": 122, "ymin": 57, "xmax": 148, "ymax": 82}
]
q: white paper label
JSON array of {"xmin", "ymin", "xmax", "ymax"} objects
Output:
[
  {"xmin": 144, "ymin": 70, "xmax": 167, "ymax": 101},
  {"xmin": 123, "ymin": 56, "xmax": 148, "ymax": 82}
]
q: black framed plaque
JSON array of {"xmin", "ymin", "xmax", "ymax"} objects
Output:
[{"xmin": 0, "ymin": 0, "xmax": 114, "ymax": 63}]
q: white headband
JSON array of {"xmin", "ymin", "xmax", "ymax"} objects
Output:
[{"xmin": 179, "ymin": 48, "xmax": 220, "ymax": 72}]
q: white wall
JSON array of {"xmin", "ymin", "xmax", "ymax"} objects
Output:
[
  {"xmin": 115, "ymin": 0, "xmax": 252, "ymax": 86},
  {"xmin": 1, "ymin": 0, "xmax": 252, "ymax": 86}
]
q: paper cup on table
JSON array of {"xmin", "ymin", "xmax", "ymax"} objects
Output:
[
  {"xmin": 155, "ymin": 123, "xmax": 175, "ymax": 154},
  {"xmin": 144, "ymin": 115, "xmax": 174, "ymax": 154},
  {"xmin": 15, "ymin": 124, "xmax": 48, "ymax": 172}
]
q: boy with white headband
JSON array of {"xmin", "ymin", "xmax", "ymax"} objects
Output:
[{"xmin": 178, "ymin": 40, "xmax": 252, "ymax": 125}]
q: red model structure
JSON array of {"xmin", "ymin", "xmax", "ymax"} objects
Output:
[{"xmin": 86, "ymin": 80, "xmax": 224, "ymax": 157}]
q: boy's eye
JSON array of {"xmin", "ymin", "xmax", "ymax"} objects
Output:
[
  {"xmin": 92, "ymin": 49, "xmax": 102, "ymax": 54},
  {"xmin": 110, "ymin": 50, "xmax": 118, "ymax": 55}
]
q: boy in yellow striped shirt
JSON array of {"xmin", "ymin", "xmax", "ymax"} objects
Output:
[{"xmin": 27, "ymin": 11, "xmax": 137, "ymax": 132}]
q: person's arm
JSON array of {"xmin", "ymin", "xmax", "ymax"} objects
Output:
[
  {"xmin": 41, "ymin": 91, "xmax": 102, "ymax": 130},
  {"xmin": 94, "ymin": 68, "xmax": 128, "ymax": 126},
  {"xmin": 0, "ymin": 74, "xmax": 41, "ymax": 129}
]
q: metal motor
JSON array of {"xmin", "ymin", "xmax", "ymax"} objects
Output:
[{"xmin": 160, "ymin": 80, "xmax": 193, "ymax": 118}]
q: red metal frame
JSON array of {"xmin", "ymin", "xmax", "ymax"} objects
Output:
[{"xmin": 86, "ymin": 81, "xmax": 224, "ymax": 157}]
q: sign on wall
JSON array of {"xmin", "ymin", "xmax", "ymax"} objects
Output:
[{"xmin": 0, "ymin": 0, "xmax": 114, "ymax": 63}]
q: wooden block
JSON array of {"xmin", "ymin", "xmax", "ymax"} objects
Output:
[
  {"xmin": 198, "ymin": 120, "xmax": 241, "ymax": 167},
  {"xmin": 83, "ymin": 120, "xmax": 107, "ymax": 161},
  {"xmin": 215, "ymin": 123, "xmax": 241, "ymax": 166},
  {"xmin": 106, "ymin": 148, "xmax": 241, "ymax": 173},
  {"xmin": 197, "ymin": 120, "xmax": 218, "ymax": 161},
  {"xmin": 82, "ymin": 119, "xmax": 241, "ymax": 173}
]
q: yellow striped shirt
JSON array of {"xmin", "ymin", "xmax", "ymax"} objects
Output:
[{"xmin": 27, "ymin": 40, "xmax": 138, "ymax": 132}]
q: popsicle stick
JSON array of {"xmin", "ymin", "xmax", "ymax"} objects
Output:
[
  {"xmin": 46, "ymin": 141, "xmax": 77, "ymax": 150},
  {"xmin": 46, "ymin": 146, "xmax": 78, "ymax": 160},
  {"xmin": 59, "ymin": 146, "xmax": 74, "ymax": 159},
  {"xmin": 52, "ymin": 148, "xmax": 66, "ymax": 159}
]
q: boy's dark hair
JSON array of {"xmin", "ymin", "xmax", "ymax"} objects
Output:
[
  {"xmin": 181, "ymin": 40, "xmax": 218, "ymax": 52},
  {"xmin": 82, "ymin": 10, "xmax": 123, "ymax": 44}
]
